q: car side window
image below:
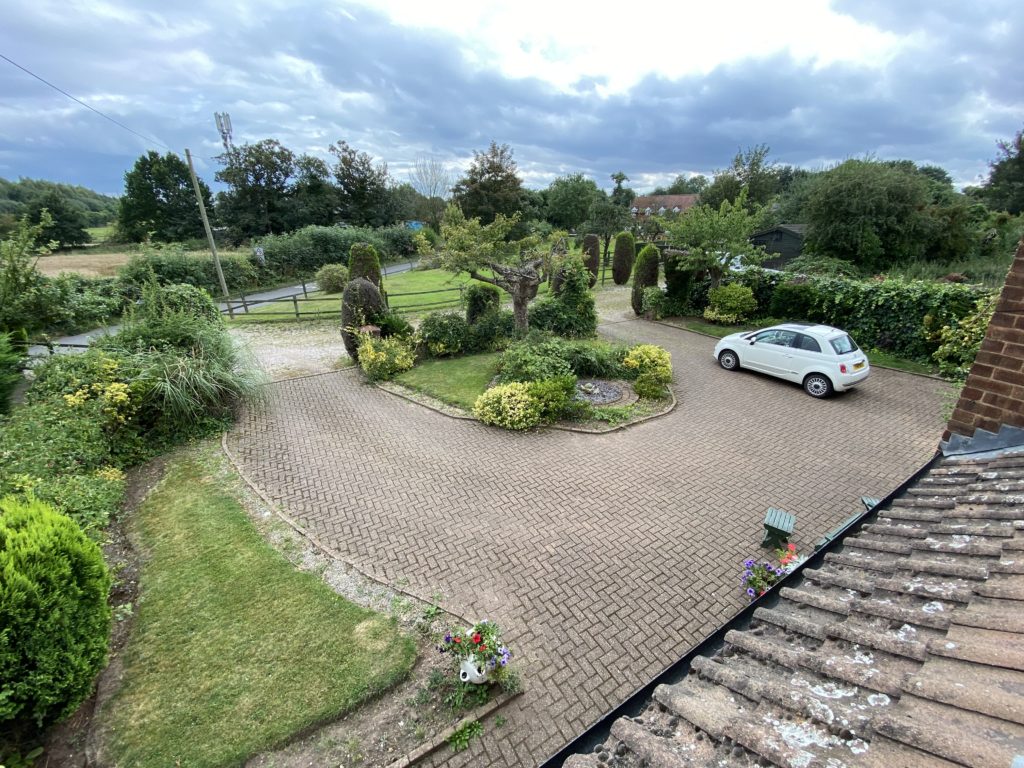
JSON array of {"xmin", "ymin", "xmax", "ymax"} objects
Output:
[{"xmin": 795, "ymin": 334, "xmax": 821, "ymax": 352}]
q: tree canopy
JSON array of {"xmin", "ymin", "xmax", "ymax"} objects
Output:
[
  {"xmin": 452, "ymin": 142, "xmax": 525, "ymax": 224},
  {"xmin": 330, "ymin": 141, "xmax": 395, "ymax": 227},
  {"xmin": 215, "ymin": 139, "xmax": 296, "ymax": 239},
  {"xmin": 27, "ymin": 190, "xmax": 90, "ymax": 248},
  {"xmin": 545, "ymin": 173, "xmax": 602, "ymax": 230},
  {"xmin": 118, "ymin": 151, "xmax": 210, "ymax": 242},
  {"xmin": 980, "ymin": 127, "xmax": 1024, "ymax": 215}
]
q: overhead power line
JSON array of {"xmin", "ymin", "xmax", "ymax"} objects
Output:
[{"xmin": 0, "ymin": 52, "xmax": 172, "ymax": 151}]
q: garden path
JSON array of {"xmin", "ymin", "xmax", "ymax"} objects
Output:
[{"xmin": 224, "ymin": 315, "xmax": 949, "ymax": 767}]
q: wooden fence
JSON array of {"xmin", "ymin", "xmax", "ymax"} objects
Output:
[{"xmin": 220, "ymin": 284, "xmax": 466, "ymax": 320}]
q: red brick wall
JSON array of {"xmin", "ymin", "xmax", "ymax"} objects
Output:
[{"xmin": 944, "ymin": 237, "xmax": 1024, "ymax": 441}]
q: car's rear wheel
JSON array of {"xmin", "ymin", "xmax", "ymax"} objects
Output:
[
  {"xmin": 718, "ymin": 350, "xmax": 740, "ymax": 371},
  {"xmin": 803, "ymin": 373, "xmax": 833, "ymax": 398}
]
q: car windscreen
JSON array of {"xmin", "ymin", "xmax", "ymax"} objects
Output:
[{"xmin": 829, "ymin": 335, "xmax": 859, "ymax": 354}]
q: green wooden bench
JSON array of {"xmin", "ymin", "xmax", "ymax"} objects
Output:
[{"xmin": 762, "ymin": 507, "xmax": 795, "ymax": 549}]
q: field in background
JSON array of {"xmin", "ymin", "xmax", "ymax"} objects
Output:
[{"xmin": 35, "ymin": 248, "xmax": 248, "ymax": 278}]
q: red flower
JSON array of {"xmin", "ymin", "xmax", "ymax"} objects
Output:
[
  {"xmin": 480, "ymin": 644, "xmax": 487, "ymax": 651},
  {"xmin": 454, "ymin": 637, "xmax": 462, "ymax": 644},
  {"xmin": 472, "ymin": 633, "xmax": 482, "ymax": 644}
]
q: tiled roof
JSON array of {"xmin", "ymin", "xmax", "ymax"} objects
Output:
[
  {"xmin": 631, "ymin": 195, "xmax": 700, "ymax": 215},
  {"xmin": 564, "ymin": 448, "xmax": 1024, "ymax": 767}
]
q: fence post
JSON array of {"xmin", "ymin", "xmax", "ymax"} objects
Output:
[
  {"xmin": 292, "ymin": 295, "xmax": 300, "ymax": 319},
  {"xmin": 241, "ymin": 293, "xmax": 249, "ymax": 314},
  {"xmin": 302, "ymin": 281, "xmax": 308, "ymax": 298}
]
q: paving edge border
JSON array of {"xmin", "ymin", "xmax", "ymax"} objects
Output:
[
  {"xmin": 220, "ymin": 430, "xmax": 471, "ymax": 627},
  {"xmin": 375, "ymin": 381, "xmax": 677, "ymax": 434},
  {"xmin": 651, "ymin": 318, "xmax": 947, "ymax": 381},
  {"xmin": 383, "ymin": 689, "xmax": 524, "ymax": 768},
  {"xmin": 221, "ymin": 430, "xmax": 524, "ymax": 768}
]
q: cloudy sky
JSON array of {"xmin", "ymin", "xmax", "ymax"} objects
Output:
[{"xmin": 1, "ymin": 0, "xmax": 1021, "ymax": 197}]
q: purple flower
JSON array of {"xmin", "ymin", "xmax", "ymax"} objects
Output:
[
  {"xmin": 744, "ymin": 569, "xmax": 753, "ymax": 578},
  {"xmin": 743, "ymin": 558, "xmax": 755, "ymax": 568},
  {"xmin": 444, "ymin": 632, "xmax": 452, "ymax": 643},
  {"xmin": 775, "ymin": 568, "xmax": 784, "ymax": 576},
  {"xmin": 746, "ymin": 587, "xmax": 756, "ymax": 597}
]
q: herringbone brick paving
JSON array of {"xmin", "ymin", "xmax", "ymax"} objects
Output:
[{"xmin": 225, "ymin": 320, "xmax": 947, "ymax": 767}]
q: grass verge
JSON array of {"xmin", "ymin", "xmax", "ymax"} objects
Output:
[
  {"xmin": 99, "ymin": 447, "xmax": 416, "ymax": 767},
  {"xmin": 394, "ymin": 352, "xmax": 501, "ymax": 410}
]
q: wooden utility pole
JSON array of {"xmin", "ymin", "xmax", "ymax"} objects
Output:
[{"xmin": 185, "ymin": 147, "xmax": 233, "ymax": 318}]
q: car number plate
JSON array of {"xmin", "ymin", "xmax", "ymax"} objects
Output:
[{"xmin": 853, "ymin": 361, "xmax": 865, "ymax": 370}]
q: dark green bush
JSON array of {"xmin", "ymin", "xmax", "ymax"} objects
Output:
[
  {"xmin": 631, "ymin": 245, "xmax": 660, "ymax": 315},
  {"xmin": 784, "ymin": 255, "xmax": 860, "ymax": 278},
  {"xmin": 662, "ymin": 249, "xmax": 698, "ymax": 308},
  {"xmin": 315, "ymin": 263, "xmax": 349, "ymax": 294},
  {"xmin": 706, "ymin": 283, "xmax": 757, "ymax": 323},
  {"xmin": 770, "ymin": 280, "xmax": 818, "ymax": 320},
  {"xmin": 465, "ymin": 283, "xmax": 501, "ymax": 325},
  {"xmin": 498, "ymin": 335, "xmax": 627, "ymax": 383},
  {"xmin": 0, "ymin": 495, "xmax": 112, "ymax": 730},
  {"xmin": 467, "ymin": 310, "xmax": 516, "ymax": 353},
  {"xmin": 375, "ymin": 310, "xmax": 414, "ymax": 339},
  {"xmin": 496, "ymin": 343, "xmax": 573, "ymax": 383},
  {"xmin": 528, "ymin": 256, "xmax": 597, "ymax": 338},
  {"xmin": 375, "ymin": 225, "xmax": 418, "ymax": 259},
  {"xmin": 134, "ymin": 282, "xmax": 222, "ymax": 324},
  {"xmin": 349, "ymin": 242, "xmax": 383, "ymax": 288},
  {"xmin": 256, "ymin": 226, "xmax": 385, "ymax": 278},
  {"xmin": 119, "ymin": 247, "xmax": 256, "ymax": 295},
  {"xmin": 417, "ymin": 311, "xmax": 470, "ymax": 357},
  {"xmin": 611, "ymin": 232, "xmax": 635, "ymax": 285},
  {"xmin": 340, "ymin": 278, "xmax": 387, "ymax": 360},
  {"xmin": 0, "ymin": 333, "xmax": 22, "ymax": 414},
  {"xmin": 527, "ymin": 375, "xmax": 577, "ymax": 423},
  {"xmin": 582, "ymin": 234, "xmax": 600, "ymax": 286}
]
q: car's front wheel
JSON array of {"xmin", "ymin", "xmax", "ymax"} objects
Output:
[
  {"xmin": 718, "ymin": 350, "xmax": 740, "ymax": 371},
  {"xmin": 803, "ymin": 373, "xmax": 834, "ymax": 398}
]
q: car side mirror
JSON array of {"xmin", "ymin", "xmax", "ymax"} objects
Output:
[{"xmin": 748, "ymin": 339, "xmax": 756, "ymax": 345}]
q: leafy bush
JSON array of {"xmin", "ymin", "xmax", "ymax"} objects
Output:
[
  {"xmin": 29, "ymin": 468, "xmax": 126, "ymax": 537},
  {"xmin": 472, "ymin": 383, "xmax": 542, "ymax": 430},
  {"xmin": 527, "ymin": 375, "xmax": 577, "ymax": 423},
  {"xmin": 933, "ymin": 295, "xmax": 997, "ymax": 380},
  {"xmin": 641, "ymin": 287, "xmax": 667, "ymax": 319},
  {"xmin": 0, "ymin": 332, "xmax": 22, "ymax": 414},
  {"xmin": 375, "ymin": 225, "xmax": 418, "ymax": 259},
  {"xmin": 611, "ymin": 231, "xmax": 635, "ymax": 285},
  {"xmin": 661, "ymin": 249, "xmax": 700, "ymax": 311},
  {"xmin": 784, "ymin": 254, "xmax": 860, "ymax": 278},
  {"xmin": 119, "ymin": 244, "xmax": 256, "ymax": 294},
  {"xmin": 357, "ymin": 334, "xmax": 415, "ymax": 381},
  {"xmin": 349, "ymin": 242, "xmax": 382, "ymax": 287},
  {"xmin": 706, "ymin": 283, "xmax": 757, "ymax": 323},
  {"xmin": 133, "ymin": 282, "xmax": 222, "ymax": 324},
  {"xmin": 497, "ymin": 343, "xmax": 574, "ymax": 384},
  {"xmin": 341, "ymin": 278, "xmax": 387, "ymax": 360},
  {"xmin": 465, "ymin": 283, "xmax": 501, "ymax": 325},
  {"xmin": 770, "ymin": 280, "xmax": 818, "ymax": 320},
  {"xmin": 702, "ymin": 307, "xmax": 741, "ymax": 324},
  {"xmin": 631, "ymin": 245, "xmax": 660, "ymax": 315},
  {"xmin": 375, "ymin": 310, "xmax": 414, "ymax": 339},
  {"xmin": 256, "ymin": 226, "xmax": 386, "ymax": 278},
  {"xmin": 0, "ymin": 495, "xmax": 111, "ymax": 730},
  {"xmin": 417, "ymin": 311, "xmax": 470, "ymax": 357},
  {"xmin": 467, "ymin": 309, "xmax": 516, "ymax": 353},
  {"xmin": 315, "ymin": 263, "xmax": 349, "ymax": 294},
  {"xmin": 528, "ymin": 256, "xmax": 597, "ymax": 338},
  {"xmin": 622, "ymin": 344, "xmax": 672, "ymax": 398}
]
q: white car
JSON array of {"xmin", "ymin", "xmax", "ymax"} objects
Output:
[{"xmin": 713, "ymin": 323, "xmax": 870, "ymax": 398}]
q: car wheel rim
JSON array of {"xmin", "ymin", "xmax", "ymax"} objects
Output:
[
  {"xmin": 722, "ymin": 353, "xmax": 736, "ymax": 369},
  {"xmin": 807, "ymin": 377, "xmax": 828, "ymax": 396}
]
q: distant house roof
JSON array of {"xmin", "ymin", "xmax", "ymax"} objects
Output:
[
  {"xmin": 750, "ymin": 223, "xmax": 807, "ymax": 239},
  {"xmin": 630, "ymin": 194, "xmax": 700, "ymax": 217}
]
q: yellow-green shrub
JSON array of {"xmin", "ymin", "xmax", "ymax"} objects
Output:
[
  {"xmin": 623, "ymin": 344, "xmax": 672, "ymax": 399},
  {"xmin": 473, "ymin": 383, "xmax": 542, "ymax": 430},
  {"xmin": 357, "ymin": 335, "xmax": 415, "ymax": 381}
]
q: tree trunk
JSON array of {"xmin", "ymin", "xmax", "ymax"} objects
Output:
[{"xmin": 512, "ymin": 295, "xmax": 529, "ymax": 331}]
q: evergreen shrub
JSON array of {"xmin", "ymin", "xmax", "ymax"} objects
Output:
[
  {"xmin": 631, "ymin": 245, "xmax": 660, "ymax": 315},
  {"xmin": 472, "ymin": 383, "xmax": 542, "ymax": 430},
  {"xmin": 341, "ymin": 278, "xmax": 387, "ymax": 360},
  {"xmin": 315, "ymin": 264, "xmax": 349, "ymax": 294},
  {"xmin": 464, "ymin": 283, "xmax": 501, "ymax": 325},
  {"xmin": 349, "ymin": 242, "xmax": 383, "ymax": 288},
  {"xmin": 611, "ymin": 232, "xmax": 635, "ymax": 285},
  {"xmin": 417, "ymin": 311, "xmax": 469, "ymax": 357},
  {"xmin": 0, "ymin": 495, "xmax": 112, "ymax": 730}
]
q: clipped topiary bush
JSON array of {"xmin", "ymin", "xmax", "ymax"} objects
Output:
[
  {"xmin": 631, "ymin": 245, "xmax": 660, "ymax": 315},
  {"xmin": 623, "ymin": 344, "xmax": 673, "ymax": 399},
  {"xmin": 581, "ymin": 234, "xmax": 600, "ymax": 287},
  {"xmin": 472, "ymin": 383, "xmax": 542, "ymax": 430},
  {"xmin": 341, "ymin": 278, "xmax": 387, "ymax": 360},
  {"xmin": 417, "ymin": 311, "xmax": 470, "ymax": 357},
  {"xmin": 464, "ymin": 283, "xmax": 502, "ymax": 325},
  {"xmin": 611, "ymin": 231, "xmax": 635, "ymax": 285},
  {"xmin": 315, "ymin": 263, "xmax": 349, "ymax": 294},
  {"xmin": 349, "ymin": 242, "xmax": 382, "ymax": 288},
  {"xmin": 705, "ymin": 283, "xmax": 757, "ymax": 324},
  {"xmin": 0, "ymin": 495, "xmax": 112, "ymax": 730}
]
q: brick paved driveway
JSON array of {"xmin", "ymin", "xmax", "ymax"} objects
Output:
[{"xmin": 225, "ymin": 319, "xmax": 948, "ymax": 766}]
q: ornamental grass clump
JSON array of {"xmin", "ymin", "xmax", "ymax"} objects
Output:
[{"xmin": 741, "ymin": 543, "xmax": 800, "ymax": 600}]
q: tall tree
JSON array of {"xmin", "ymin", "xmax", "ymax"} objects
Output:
[
  {"xmin": 581, "ymin": 195, "xmax": 630, "ymax": 263},
  {"xmin": 410, "ymin": 157, "xmax": 452, "ymax": 231},
  {"xmin": 610, "ymin": 171, "xmax": 636, "ymax": 208},
  {"xmin": 981, "ymin": 127, "xmax": 1024, "ymax": 215},
  {"xmin": 701, "ymin": 145, "xmax": 781, "ymax": 210},
  {"xmin": 27, "ymin": 190, "xmax": 89, "ymax": 248},
  {"xmin": 216, "ymin": 139, "xmax": 296, "ymax": 239},
  {"xmin": 118, "ymin": 151, "xmax": 209, "ymax": 242},
  {"xmin": 283, "ymin": 154, "xmax": 338, "ymax": 229},
  {"xmin": 651, "ymin": 174, "xmax": 709, "ymax": 195},
  {"xmin": 440, "ymin": 205, "xmax": 546, "ymax": 331},
  {"xmin": 545, "ymin": 173, "xmax": 602, "ymax": 230},
  {"xmin": 329, "ymin": 141, "xmax": 395, "ymax": 227},
  {"xmin": 452, "ymin": 142, "xmax": 525, "ymax": 224}
]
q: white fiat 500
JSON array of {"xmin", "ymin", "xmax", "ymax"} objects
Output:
[{"xmin": 713, "ymin": 323, "xmax": 870, "ymax": 398}]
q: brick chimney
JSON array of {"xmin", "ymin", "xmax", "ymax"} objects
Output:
[{"xmin": 941, "ymin": 237, "xmax": 1024, "ymax": 454}]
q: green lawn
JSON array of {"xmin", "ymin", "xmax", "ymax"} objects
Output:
[
  {"xmin": 227, "ymin": 268, "xmax": 550, "ymax": 324},
  {"xmin": 99, "ymin": 449, "xmax": 416, "ymax": 767},
  {"xmin": 394, "ymin": 352, "xmax": 501, "ymax": 410}
]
